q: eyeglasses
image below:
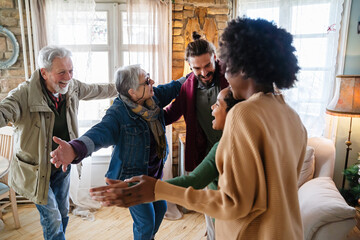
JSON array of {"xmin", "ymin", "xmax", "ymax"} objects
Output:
[{"xmin": 139, "ymin": 73, "xmax": 151, "ymax": 86}]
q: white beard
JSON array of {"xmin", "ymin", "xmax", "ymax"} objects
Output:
[{"xmin": 54, "ymin": 84, "xmax": 69, "ymax": 94}]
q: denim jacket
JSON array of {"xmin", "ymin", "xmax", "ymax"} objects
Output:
[{"xmin": 78, "ymin": 80, "xmax": 182, "ymax": 180}]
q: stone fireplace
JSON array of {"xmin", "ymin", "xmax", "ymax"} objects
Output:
[{"xmin": 170, "ymin": 0, "xmax": 232, "ymax": 176}]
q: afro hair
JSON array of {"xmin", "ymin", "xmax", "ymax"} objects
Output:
[{"xmin": 219, "ymin": 17, "xmax": 300, "ymax": 90}]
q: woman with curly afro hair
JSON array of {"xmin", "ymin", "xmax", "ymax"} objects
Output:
[{"xmin": 89, "ymin": 17, "xmax": 307, "ymax": 240}]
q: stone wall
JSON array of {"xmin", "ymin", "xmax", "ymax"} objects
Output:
[
  {"xmin": 171, "ymin": 0, "xmax": 232, "ymax": 176},
  {"xmin": 0, "ymin": 0, "xmax": 27, "ymax": 100},
  {"xmin": 172, "ymin": 0, "xmax": 231, "ymax": 80}
]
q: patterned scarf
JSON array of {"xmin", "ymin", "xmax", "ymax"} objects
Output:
[{"xmin": 120, "ymin": 94, "xmax": 166, "ymax": 160}]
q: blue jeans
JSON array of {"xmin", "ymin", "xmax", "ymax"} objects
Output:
[
  {"xmin": 129, "ymin": 200, "xmax": 167, "ymax": 240},
  {"xmin": 36, "ymin": 166, "xmax": 71, "ymax": 240}
]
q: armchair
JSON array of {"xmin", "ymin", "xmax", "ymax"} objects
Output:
[{"xmin": 298, "ymin": 137, "xmax": 356, "ymax": 240}]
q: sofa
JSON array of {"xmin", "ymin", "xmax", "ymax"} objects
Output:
[{"xmin": 298, "ymin": 137, "xmax": 357, "ymax": 240}]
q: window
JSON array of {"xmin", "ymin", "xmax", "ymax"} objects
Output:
[
  {"xmin": 75, "ymin": 3, "xmax": 118, "ymax": 147},
  {"xmin": 47, "ymin": 0, "xmax": 169, "ymax": 157},
  {"xmin": 235, "ymin": 0, "xmax": 344, "ymax": 136},
  {"xmin": 49, "ymin": 2, "xmax": 127, "ymax": 156}
]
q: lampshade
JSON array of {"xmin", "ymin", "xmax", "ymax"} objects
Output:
[{"xmin": 326, "ymin": 75, "xmax": 360, "ymax": 117}]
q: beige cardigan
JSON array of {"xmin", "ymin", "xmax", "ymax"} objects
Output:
[{"xmin": 155, "ymin": 92, "xmax": 307, "ymax": 239}]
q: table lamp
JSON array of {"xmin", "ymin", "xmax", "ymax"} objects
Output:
[{"xmin": 326, "ymin": 75, "xmax": 360, "ymax": 189}]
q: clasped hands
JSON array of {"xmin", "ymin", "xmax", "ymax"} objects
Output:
[{"xmin": 89, "ymin": 175, "xmax": 157, "ymax": 208}]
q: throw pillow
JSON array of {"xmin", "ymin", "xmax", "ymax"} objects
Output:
[
  {"xmin": 298, "ymin": 177, "xmax": 356, "ymax": 240},
  {"xmin": 297, "ymin": 146, "xmax": 315, "ymax": 188}
]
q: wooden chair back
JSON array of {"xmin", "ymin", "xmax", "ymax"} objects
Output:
[
  {"xmin": 0, "ymin": 126, "xmax": 14, "ymax": 177},
  {"xmin": 0, "ymin": 126, "xmax": 20, "ymax": 229}
]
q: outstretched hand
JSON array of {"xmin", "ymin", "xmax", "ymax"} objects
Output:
[
  {"xmin": 50, "ymin": 136, "xmax": 76, "ymax": 172},
  {"xmin": 89, "ymin": 175, "xmax": 157, "ymax": 207}
]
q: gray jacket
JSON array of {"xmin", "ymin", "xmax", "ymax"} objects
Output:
[{"xmin": 0, "ymin": 70, "xmax": 117, "ymax": 204}]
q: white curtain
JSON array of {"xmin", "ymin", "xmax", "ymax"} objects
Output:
[
  {"xmin": 126, "ymin": 0, "xmax": 170, "ymax": 85},
  {"xmin": 235, "ymin": 0, "xmax": 344, "ymax": 137},
  {"xmin": 45, "ymin": 0, "xmax": 96, "ymax": 83}
]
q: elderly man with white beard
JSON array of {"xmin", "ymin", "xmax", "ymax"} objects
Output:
[{"xmin": 0, "ymin": 45, "xmax": 117, "ymax": 240}]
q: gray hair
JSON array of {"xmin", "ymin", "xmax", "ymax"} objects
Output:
[
  {"xmin": 38, "ymin": 45, "xmax": 72, "ymax": 71},
  {"xmin": 115, "ymin": 64, "xmax": 142, "ymax": 97}
]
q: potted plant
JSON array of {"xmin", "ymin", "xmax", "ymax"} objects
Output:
[{"xmin": 341, "ymin": 154, "xmax": 360, "ymax": 207}]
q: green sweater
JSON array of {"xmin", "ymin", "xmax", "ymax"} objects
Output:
[{"xmin": 166, "ymin": 142, "xmax": 219, "ymax": 190}]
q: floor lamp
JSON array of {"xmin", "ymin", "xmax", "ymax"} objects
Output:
[{"xmin": 326, "ymin": 75, "xmax": 360, "ymax": 189}]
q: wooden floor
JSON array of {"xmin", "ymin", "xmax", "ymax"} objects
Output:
[
  {"xmin": 0, "ymin": 204, "xmax": 206, "ymax": 240},
  {"xmin": 4, "ymin": 204, "xmax": 360, "ymax": 240}
]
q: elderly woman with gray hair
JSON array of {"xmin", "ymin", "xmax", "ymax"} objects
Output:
[{"xmin": 49, "ymin": 64, "xmax": 185, "ymax": 240}]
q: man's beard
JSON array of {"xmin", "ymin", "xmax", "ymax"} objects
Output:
[
  {"xmin": 54, "ymin": 84, "xmax": 69, "ymax": 94},
  {"xmin": 197, "ymin": 71, "xmax": 214, "ymax": 87}
]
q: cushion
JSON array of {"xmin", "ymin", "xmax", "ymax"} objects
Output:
[
  {"xmin": 0, "ymin": 182, "xmax": 9, "ymax": 195},
  {"xmin": 297, "ymin": 146, "xmax": 315, "ymax": 188},
  {"xmin": 298, "ymin": 177, "xmax": 356, "ymax": 240}
]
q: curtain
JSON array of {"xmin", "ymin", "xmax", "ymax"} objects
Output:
[
  {"xmin": 126, "ymin": 0, "xmax": 170, "ymax": 85},
  {"xmin": 235, "ymin": 0, "xmax": 344, "ymax": 137},
  {"xmin": 45, "ymin": 0, "xmax": 96, "ymax": 83},
  {"xmin": 29, "ymin": 0, "xmax": 47, "ymax": 68}
]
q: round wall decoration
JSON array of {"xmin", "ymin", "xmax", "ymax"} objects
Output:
[{"xmin": 0, "ymin": 26, "xmax": 20, "ymax": 69}]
